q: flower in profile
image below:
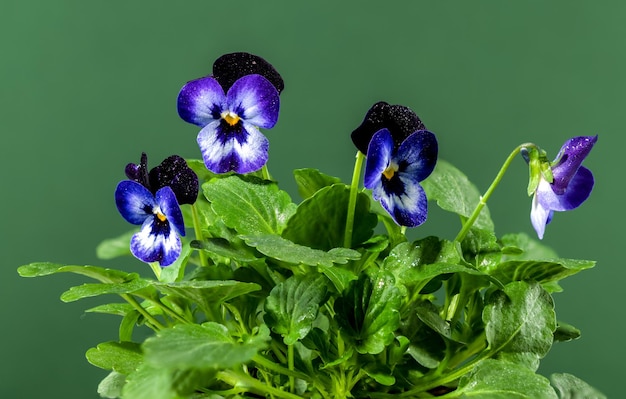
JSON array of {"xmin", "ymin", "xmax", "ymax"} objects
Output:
[
  {"xmin": 526, "ymin": 136, "xmax": 597, "ymax": 239},
  {"xmin": 177, "ymin": 53, "xmax": 282, "ymax": 174},
  {"xmin": 115, "ymin": 181, "xmax": 185, "ymax": 266},
  {"xmin": 351, "ymin": 101, "xmax": 426, "ymax": 155},
  {"xmin": 364, "ymin": 128, "xmax": 438, "ymax": 227},
  {"xmin": 125, "ymin": 153, "xmax": 199, "ymax": 205}
]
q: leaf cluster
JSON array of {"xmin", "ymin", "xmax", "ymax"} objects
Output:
[{"xmin": 18, "ymin": 162, "xmax": 604, "ymax": 398}]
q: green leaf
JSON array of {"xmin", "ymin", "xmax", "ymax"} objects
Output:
[
  {"xmin": 153, "ymin": 280, "xmax": 261, "ymax": 315},
  {"xmin": 191, "ymin": 237, "xmax": 260, "ymax": 263},
  {"xmin": 457, "ymin": 359, "xmax": 558, "ymax": 398},
  {"xmin": 334, "ymin": 270, "xmax": 401, "ymax": 354},
  {"xmin": 282, "ymin": 184, "xmax": 377, "ymax": 250},
  {"xmin": 17, "ymin": 262, "xmax": 134, "ymax": 283},
  {"xmin": 86, "ymin": 303, "xmax": 134, "ymax": 316},
  {"xmin": 86, "ymin": 341, "xmax": 143, "ymax": 375},
  {"xmin": 488, "ymin": 258, "xmax": 595, "ymax": 290},
  {"xmin": 122, "ymin": 364, "xmax": 174, "ymax": 399},
  {"xmin": 241, "ymin": 234, "xmax": 361, "ymax": 267},
  {"xmin": 550, "ymin": 373, "xmax": 606, "ymax": 399},
  {"xmin": 484, "ymin": 281, "xmax": 556, "ymax": 370},
  {"xmin": 186, "ymin": 158, "xmax": 218, "ymax": 182},
  {"xmin": 143, "ymin": 322, "xmax": 269, "ymax": 370},
  {"xmin": 293, "ymin": 168, "xmax": 343, "ymax": 199},
  {"xmin": 96, "ymin": 229, "xmax": 137, "ymax": 260},
  {"xmin": 264, "ymin": 274, "xmax": 329, "ymax": 345},
  {"xmin": 203, "ymin": 175, "xmax": 296, "ymax": 235},
  {"xmin": 158, "ymin": 242, "xmax": 192, "ymax": 283},
  {"xmin": 553, "ymin": 321, "xmax": 581, "ymax": 342},
  {"xmin": 501, "ymin": 232, "xmax": 559, "ymax": 260},
  {"xmin": 422, "ymin": 159, "xmax": 494, "ymax": 230},
  {"xmin": 60, "ymin": 278, "xmax": 153, "ymax": 302},
  {"xmin": 97, "ymin": 371, "xmax": 126, "ymax": 399}
]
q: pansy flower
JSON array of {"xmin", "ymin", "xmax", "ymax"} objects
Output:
[
  {"xmin": 351, "ymin": 101, "xmax": 426, "ymax": 155},
  {"xmin": 115, "ymin": 181, "xmax": 185, "ymax": 266},
  {"xmin": 364, "ymin": 128, "xmax": 438, "ymax": 227},
  {"xmin": 526, "ymin": 135, "xmax": 597, "ymax": 239},
  {"xmin": 212, "ymin": 52, "xmax": 284, "ymax": 94},
  {"xmin": 177, "ymin": 53, "xmax": 282, "ymax": 174},
  {"xmin": 125, "ymin": 153, "xmax": 199, "ymax": 205}
]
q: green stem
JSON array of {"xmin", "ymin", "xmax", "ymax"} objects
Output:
[
  {"xmin": 261, "ymin": 164, "xmax": 271, "ymax": 181},
  {"xmin": 148, "ymin": 262, "xmax": 161, "ymax": 280},
  {"xmin": 190, "ymin": 203, "xmax": 208, "ymax": 267},
  {"xmin": 454, "ymin": 143, "xmax": 536, "ymax": 242},
  {"xmin": 287, "ymin": 344, "xmax": 295, "ymax": 393},
  {"xmin": 216, "ymin": 369, "xmax": 303, "ymax": 399},
  {"xmin": 253, "ymin": 355, "xmax": 311, "ymax": 382},
  {"xmin": 344, "ymin": 151, "xmax": 366, "ymax": 248},
  {"xmin": 120, "ymin": 294, "xmax": 165, "ymax": 330}
]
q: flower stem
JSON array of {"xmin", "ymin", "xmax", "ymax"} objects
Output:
[
  {"xmin": 148, "ymin": 262, "xmax": 161, "ymax": 280},
  {"xmin": 454, "ymin": 143, "xmax": 536, "ymax": 242},
  {"xmin": 120, "ymin": 293, "xmax": 165, "ymax": 330},
  {"xmin": 216, "ymin": 369, "xmax": 303, "ymax": 399},
  {"xmin": 344, "ymin": 151, "xmax": 366, "ymax": 248},
  {"xmin": 190, "ymin": 203, "xmax": 208, "ymax": 267},
  {"xmin": 287, "ymin": 343, "xmax": 295, "ymax": 393}
]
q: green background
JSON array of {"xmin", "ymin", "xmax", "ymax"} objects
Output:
[{"xmin": 2, "ymin": 1, "xmax": 623, "ymax": 397}]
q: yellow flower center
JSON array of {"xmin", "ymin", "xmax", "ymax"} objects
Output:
[
  {"xmin": 221, "ymin": 111, "xmax": 241, "ymax": 126},
  {"xmin": 382, "ymin": 162, "xmax": 398, "ymax": 180},
  {"xmin": 155, "ymin": 210, "xmax": 167, "ymax": 222}
]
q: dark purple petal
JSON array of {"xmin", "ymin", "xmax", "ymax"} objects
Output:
[
  {"xmin": 197, "ymin": 120, "xmax": 269, "ymax": 174},
  {"xmin": 397, "ymin": 130, "xmax": 438, "ymax": 182},
  {"xmin": 364, "ymin": 129, "xmax": 394, "ymax": 189},
  {"xmin": 155, "ymin": 186, "xmax": 185, "ymax": 237},
  {"xmin": 226, "ymin": 74, "xmax": 280, "ymax": 129},
  {"xmin": 125, "ymin": 153, "xmax": 150, "ymax": 189},
  {"xmin": 351, "ymin": 102, "xmax": 426, "ymax": 154},
  {"xmin": 550, "ymin": 135, "xmax": 597, "ymax": 195},
  {"xmin": 149, "ymin": 155, "xmax": 199, "ymax": 205},
  {"xmin": 213, "ymin": 52, "xmax": 284, "ymax": 94},
  {"xmin": 130, "ymin": 216, "xmax": 182, "ymax": 266},
  {"xmin": 115, "ymin": 180, "xmax": 155, "ymax": 225},
  {"xmin": 537, "ymin": 166, "xmax": 594, "ymax": 212},
  {"xmin": 177, "ymin": 76, "xmax": 225, "ymax": 127}
]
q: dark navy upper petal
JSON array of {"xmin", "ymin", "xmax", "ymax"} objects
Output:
[
  {"xmin": 149, "ymin": 155, "xmax": 199, "ymax": 205},
  {"xmin": 125, "ymin": 152, "xmax": 150, "ymax": 189},
  {"xmin": 213, "ymin": 52, "xmax": 284, "ymax": 94},
  {"xmin": 177, "ymin": 76, "xmax": 226, "ymax": 127},
  {"xmin": 396, "ymin": 130, "xmax": 438, "ymax": 182},
  {"xmin": 226, "ymin": 74, "xmax": 280, "ymax": 129},
  {"xmin": 550, "ymin": 135, "xmax": 597, "ymax": 195},
  {"xmin": 538, "ymin": 166, "xmax": 594, "ymax": 212},
  {"xmin": 115, "ymin": 180, "xmax": 156, "ymax": 225},
  {"xmin": 351, "ymin": 102, "xmax": 426, "ymax": 154}
]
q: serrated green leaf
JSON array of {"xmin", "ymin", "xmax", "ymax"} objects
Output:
[
  {"xmin": 96, "ymin": 229, "xmax": 137, "ymax": 260},
  {"xmin": 422, "ymin": 160, "xmax": 494, "ymax": 230},
  {"xmin": 282, "ymin": 184, "xmax": 377, "ymax": 250},
  {"xmin": 363, "ymin": 364, "xmax": 396, "ymax": 386},
  {"xmin": 489, "ymin": 259, "xmax": 595, "ymax": 290},
  {"xmin": 98, "ymin": 371, "xmax": 126, "ymax": 399},
  {"xmin": 191, "ymin": 237, "xmax": 260, "ymax": 263},
  {"xmin": 550, "ymin": 373, "xmax": 606, "ymax": 399},
  {"xmin": 457, "ymin": 359, "xmax": 558, "ymax": 398},
  {"xmin": 264, "ymin": 274, "xmax": 329, "ymax": 345},
  {"xmin": 334, "ymin": 270, "xmax": 401, "ymax": 354},
  {"xmin": 122, "ymin": 364, "xmax": 174, "ymax": 399},
  {"xmin": 86, "ymin": 341, "xmax": 143, "ymax": 375},
  {"xmin": 203, "ymin": 175, "xmax": 296, "ymax": 235},
  {"xmin": 143, "ymin": 322, "xmax": 269, "ymax": 369},
  {"xmin": 153, "ymin": 280, "xmax": 261, "ymax": 315},
  {"xmin": 241, "ymin": 234, "xmax": 360, "ymax": 267},
  {"xmin": 484, "ymin": 282, "xmax": 556, "ymax": 370},
  {"xmin": 17, "ymin": 262, "xmax": 134, "ymax": 283},
  {"xmin": 60, "ymin": 278, "xmax": 153, "ymax": 302},
  {"xmin": 293, "ymin": 168, "xmax": 343, "ymax": 199}
]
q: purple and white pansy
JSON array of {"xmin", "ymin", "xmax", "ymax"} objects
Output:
[{"xmin": 527, "ymin": 135, "xmax": 597, "ymax": 239}]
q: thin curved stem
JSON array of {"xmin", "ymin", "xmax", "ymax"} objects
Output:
[
  {"xmin": 344, "ymin": 151, "xmax": 366, "ymax": 248},
  {"xmin": 190, "ymin": 203, "xmax": 208, "ymax": 267}
]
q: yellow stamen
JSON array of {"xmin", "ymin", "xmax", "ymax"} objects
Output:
[
  {"xmin": 156, "ymin": 211, "xmax": 167, "ymax": 222},
  {"xmin": 382, "ymin": 164, "xmax": 397, "ymax": 180},
  {"xmin": 222, "ymin": 111, "xmax": 240, "ymax": 126}
]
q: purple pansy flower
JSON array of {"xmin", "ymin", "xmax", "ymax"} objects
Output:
[
  {"xmin": 351, "ymin": 101, "xmax": 426, "ymax": 155},
  {"xmin": 527, "ymin": 135, "xmax": 597, "ymax": 239},
  {"xmin": 177, "ymin": 73, "xmax": 280, "ymax": 174},
  {"xmin": 364, "ymin": 128, "xmax": 438, "ymax": 227},
  {"xmin": 115, "ymin": 181, "xmax": 185, "ymax": 266}
]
